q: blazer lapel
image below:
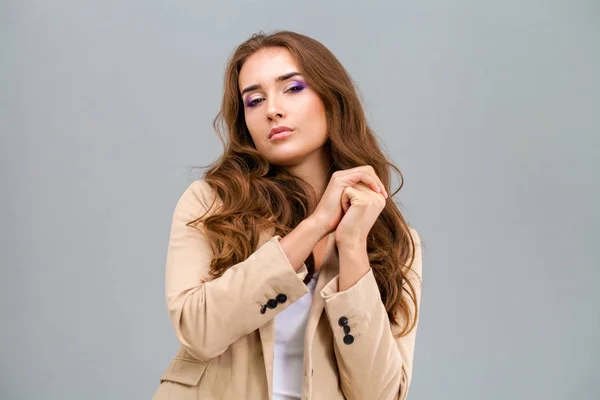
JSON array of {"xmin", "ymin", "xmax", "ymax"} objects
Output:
[
  {"xmin": 258, "ymin": 319, "xmax": 275, "ymax": 399},
  {"xmin": 304, "ymin": 232, "xmax": 338, "ymax": 343}
]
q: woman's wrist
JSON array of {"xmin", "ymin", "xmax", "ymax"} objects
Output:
[
  {"xmin": 279, "ymin": 217, "xmax": 329, "ymax": 272},
  {"xmin": 303, "ymin": 215, "xmax": 332, "ymax": 241}
]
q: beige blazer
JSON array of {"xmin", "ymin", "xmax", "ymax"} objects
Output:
[{"xmin": 153, "ymin": 180, "xmax": 423, "ymax": 400}]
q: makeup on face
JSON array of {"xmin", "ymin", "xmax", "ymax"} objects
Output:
[{"xmin": 242, "ymin": 73, "xmax": 308, "ymax": 108}]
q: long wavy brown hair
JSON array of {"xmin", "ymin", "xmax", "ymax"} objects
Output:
[{"xmin": 188, "ymin": 30, "xmax": 420, "ymax": 336}]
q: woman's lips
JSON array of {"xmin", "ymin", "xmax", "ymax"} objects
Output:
[
  {"xmin": 269, "ymin": 130, "xmax": 294, "ymax": 141},
  {"xmin": 268, "ymin": 125, "xmax": 294, "ymax": 139}
]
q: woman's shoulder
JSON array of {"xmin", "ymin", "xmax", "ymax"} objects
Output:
[
  {"xmin": 407, "ymin": 226, "xmax": 421, "ymax": 245},
  {"xmin": 405, "ymin": 225, "xmax": 423, "ymax": 278},
  {"xmin": 186, "ymin": 178, "xmax": 213, "ymax": 198},
  {"xmin": 174, "ymin": 179, "xmax": 222, "ymax": 215}
]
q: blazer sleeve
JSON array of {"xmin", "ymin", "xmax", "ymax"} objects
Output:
[
  {"xmin": 320, "ymin": 227, "xmax": 423, "ymax": 400},
  {"xmin": 164, "ymin": 180, "xmax": 310, "ymax": 361}
]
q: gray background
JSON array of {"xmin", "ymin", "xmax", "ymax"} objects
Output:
[{"xmin": 1, "ymin": 0, "xmax": 599, "ymax": 399}]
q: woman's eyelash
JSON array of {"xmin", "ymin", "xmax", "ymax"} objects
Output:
[
  {"xmin": 286, "ymin": 83, "xmax": 305, "ymax": 92},
  {"xmin": 247, "ymin": 98, "xmax": 264, "ymax": 107},
  {"xmin": 246, "ymin": 82, "xmax": 306, "ymax": 108}
]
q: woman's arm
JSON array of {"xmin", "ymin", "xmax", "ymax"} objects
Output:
[
  {"xmin": 279, "ymin": 214, "xmax": 330, "ymax": 271},
  {"xmin": 165, "ymin": 180, "xmax": 327, "ymax": 361},
  {"xmin": 320, "ymin": 227, "xmax": 423, "ymax": 400}
]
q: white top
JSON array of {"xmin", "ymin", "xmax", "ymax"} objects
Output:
[{"xmin": 272, "ymin": 270, "xmax": 320, "ymax": 400}]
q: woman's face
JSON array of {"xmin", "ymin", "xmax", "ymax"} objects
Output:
[{"xmin": 238, "ymin": 47, "xmax": 328, "ymax": 168}]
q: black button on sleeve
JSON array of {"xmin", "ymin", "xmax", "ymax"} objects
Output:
[
  {"xmin": 338, "ymin": 316, "xmax": 349, "ymax": 326},
  {"xmin": 343, "ymin": 325, "xmax": 351, "ymax": 334},
  {"xmin": 267, "ymin": 299, "xmax": 278, "ymax": 309},
  {"xmin": 260, "ymin": 304, "xmax": 267, "ymax": 314},
  {"xmin": 343, "ymin": 334, "xmax": 354, "ymax": 345},
  {"xmin": 276, "ymin": 293, "xmax": 287, "ymax": 303}
]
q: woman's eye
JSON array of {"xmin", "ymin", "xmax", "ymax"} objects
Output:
[
  {"xmin": 287, "ymin": 85, "xmax": 304, "ymax": 93},
  {"xmin": 248, "ymin": 98, "xmax": 264, "ymax": 107}
]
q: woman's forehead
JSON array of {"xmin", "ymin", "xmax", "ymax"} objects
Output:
[{"xmin": 238, "ymin": 48, "xmax": 300, "ymax": 89}]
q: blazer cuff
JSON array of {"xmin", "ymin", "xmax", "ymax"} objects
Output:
[
  {"xmin": 320, "ymin": 267, "xmax": 375, "ymax": 299},
  {"xmin": 320, "ymin": 269, "xmax": 383, "ymax": 342}
]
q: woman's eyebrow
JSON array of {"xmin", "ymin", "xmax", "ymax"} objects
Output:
[{"xmin": 241, "ymin": 72, "xmax": 302, "ymax": 96}]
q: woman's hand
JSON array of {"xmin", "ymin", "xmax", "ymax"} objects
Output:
[
  {"xmin": 335, "ymin": 181, "xmax": 387, "ymax": 248},
  {"xmin": 310, "ymin": 166, "xmax": 388, "ymax": 236}
]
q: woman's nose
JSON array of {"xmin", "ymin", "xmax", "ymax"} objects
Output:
[{"xmin": 265, "ymin": 96, "xmax": 285, "ymax": 120}]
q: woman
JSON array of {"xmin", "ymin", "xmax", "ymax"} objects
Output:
[{"xmin": 153, "ymin": 30, "xmax": 423, "ymax": 400}]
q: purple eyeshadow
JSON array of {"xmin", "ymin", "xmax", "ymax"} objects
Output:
[
  {"xmin": 245, "ymin": 80, "xmax": 307, "ymax": 108},
  {"xmin": 288, "ymin": 81, "xmax": 307, "ymax": 91},
  {"xmin": 246, "ymin": 96, "xmax": 260, "ymax": 108}
]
